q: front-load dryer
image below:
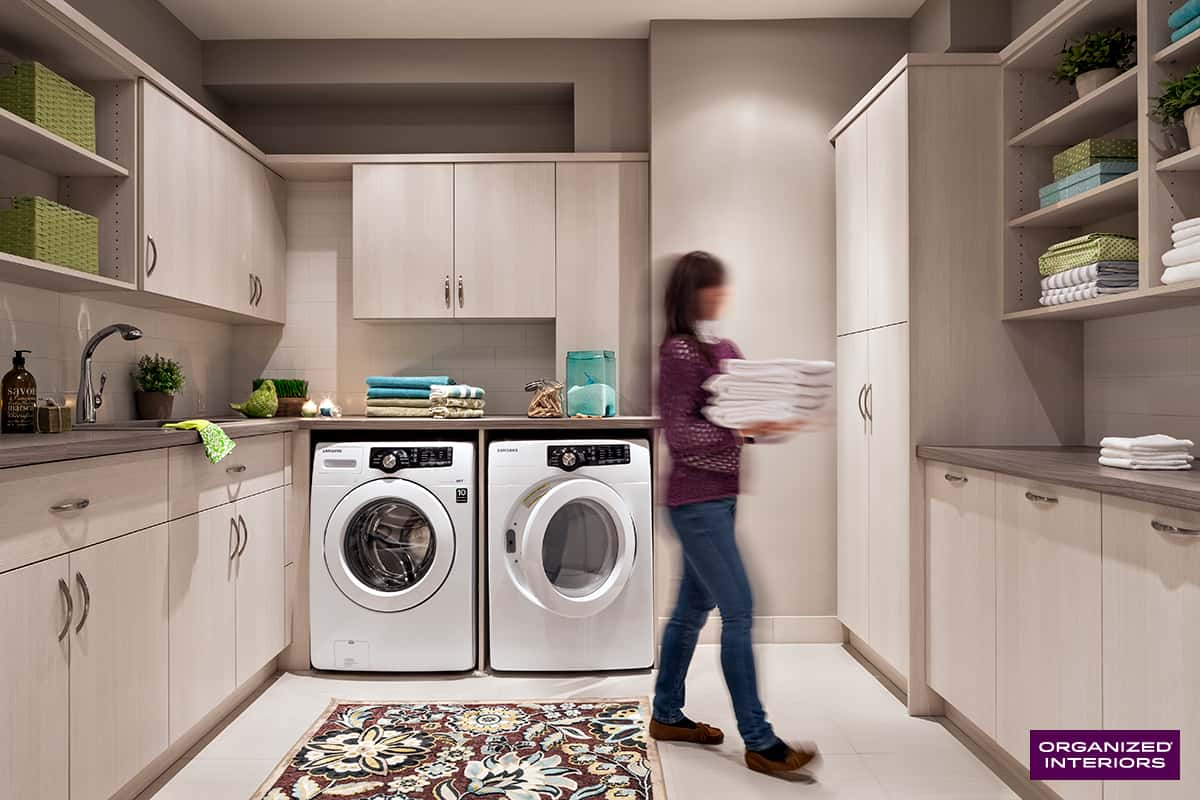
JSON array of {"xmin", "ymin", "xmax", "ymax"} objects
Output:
[
  {"xmin": 488, "ymin": 439, "xmax": 653, "ymax": 671},
  {"xmin": 310, "ymin": 441, "xmax": 475, "ymax": 671}
]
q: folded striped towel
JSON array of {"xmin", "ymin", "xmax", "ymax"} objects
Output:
[
  {"xmin": 365, "ymin": 406, "xmax": 437, "ymax": 418},
  {"xmin": 430, "ymin": 384, "xmax": 486, "ymax": 399},
  {"xmin": 1039, "ymin": 261, "xmax": 1137, "ymax": 291},
  {"xmin": 430, "ymin": 407, "xmax": 485, "ymax": 419},
  {"xmin": 430, "ymin": 397, "xmax": 485, "ymax": 410},
  {"xmin": 366, "ymin": 387, "xmax": 433, "ymax": 399},
  {"xmin": 365, "ymin": 376, "xmax": 453, "ymax": 389}
]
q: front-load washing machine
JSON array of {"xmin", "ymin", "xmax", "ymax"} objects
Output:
[
  {"xmin": 488, "ymin": 438, "xmax": 653, "ymax": 671},
  {"xmin": 311, "ymin": 441, "xmax": 475, "ymax": 671}
]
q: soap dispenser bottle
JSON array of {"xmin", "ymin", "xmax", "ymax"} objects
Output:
[{"xmin": 2, "ymin": 349, "xmax": 37, "ymax": 433}]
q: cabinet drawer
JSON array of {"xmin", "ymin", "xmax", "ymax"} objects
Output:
[
  {"xmin": 168, "ymin": 434, "xmax": 285, "ymax": 519},
  {"xmin": 0, "ymin": 450, "xmax": 167, "ymax": 574}
]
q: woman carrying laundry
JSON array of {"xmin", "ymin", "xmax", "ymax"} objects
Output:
[{"xmin": 649, "ymin": 250, "xmax": 816, "ymax": 775}]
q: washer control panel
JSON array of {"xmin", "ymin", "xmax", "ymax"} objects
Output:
[
  {"xmin": 370, "ymin": 446, "xmax": 453, "ymax": 473},
  {"xmin": 547, "ymin": 444, "xmax": 631, "ymax": 471}
]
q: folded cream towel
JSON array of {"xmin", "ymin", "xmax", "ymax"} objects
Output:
[
  {"xmin": 365, "ymin": 406, "xmax": 436, "ymax": 417},
  {"xmin": 1100, "ymin": 448, "xmax": 1194, "ymax": 462},
  {"xmin": 1163, "ymin": 240, "xmax": 1200, "ymax": 267},
  {"xmin": 1171, "ymin": 228, "xmax": 1200, "ymax": 246},
  {"xmin": 429, "ymin": 407, "xmax": 485, "ymax": 418},
  {"xmin": 1173, "ymin": 217, "xmax": 1200, "ymax": 234},
  {"xmin": 1099, "ymin": 456, "xmax": 1193, "ymax": 470},
  {"xmin": 1162, "ymin": 261, "xmax": 1200, "ymax": 284}
]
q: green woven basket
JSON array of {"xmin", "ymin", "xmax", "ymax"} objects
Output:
[
  {"xmin": 0, "ymin": 197, "xmax": 99, "ymax": 274},
  {"xmin": 0, "ymin": 62, "xmax": 96, "ymax": 152}
]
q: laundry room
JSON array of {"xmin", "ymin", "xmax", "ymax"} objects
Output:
[{"xmin": 4, "ymin": 1, "xmax": 1200, "ymax": 799}]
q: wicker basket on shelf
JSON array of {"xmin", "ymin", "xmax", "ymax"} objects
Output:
[
  {"xmin": 0, "ymin": 61, "xmax": 96, "ymax": 152},
  {"xmin": 0, "ymin": 196, "xmax": 99, "ymax": 274}
]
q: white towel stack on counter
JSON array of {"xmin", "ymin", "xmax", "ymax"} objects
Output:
[
  {"xmin": 1098, "ymin": 434, "xmax": 1195, "ymax": 470},
  {"xmin": 1161, "ymin": 217, "xmax": 1200, "ymax": 284},
  {"xmin": 703, "ymin": 359, "xmax": 835, "ymax": 429}
]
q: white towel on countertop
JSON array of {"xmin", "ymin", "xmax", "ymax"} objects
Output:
[
  {"xmin": 704, "ymin": 374, "xmax": 834, "ymax": 398},
  {"xmin": 1172, "ymin": 217, "xmax": 1200, "ymax": 234},
  {"xmin": 1099, "ymin": 456, "xmax": 1193, "ymax": 470},
  {"xmin": 1100, "ymin": 448, "xmax": 1194, "ymax": 462},
  {"xmin": 1162, "ymin": 261, "xmax": 1200, "ymax": 284},
  {"xmin": 1040, "ymin": 261, "xmax": 1138, "ymax": 290},
  {"xmin": 1099, "ymin": 434, "xmax": 1194, "ymax": 452}
]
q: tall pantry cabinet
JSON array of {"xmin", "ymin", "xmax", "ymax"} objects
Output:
[{"xmin": 831, "ymin": 55, "xmax": 1081, "ymax": 711}]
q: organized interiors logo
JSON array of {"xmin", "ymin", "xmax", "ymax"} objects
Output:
[{"xmin": 1030, "ymin": 730, "xmax": 1180, "ymax": 781}]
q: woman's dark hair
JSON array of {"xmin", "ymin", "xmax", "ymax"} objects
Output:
[{"xmin": 663, "ymin": 250, "xmax": 726, "ymax": 359}]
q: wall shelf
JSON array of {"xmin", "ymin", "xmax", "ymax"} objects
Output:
[
  {"xmin": 1153, "ymin": 26, "xmax": 1200, "ymax": 63},
  {"xmin": 1008, "ymin": 68, "xmax": 1138, "ymax": 147},
  {"xmin": 1157, "ymin": 145, "xmax": 1200, "ymax": 172},
  {"xmin": 0, "ymin": 251, "xmax": 132, "ymax": 294},
  {"xmin": 1008, "ymin": 172, "xmax": 1138, "ymax": 227},
  {"xmin": 1001, "ymin": 0, "xmax": 1138, "ymax": 70},
  {"xmin": 0, "ymin": 107, "xmax": 128, "ymax": 177},
  {"xmin": 1003, "ymin": 280, "xmax": 1200, "ymax": 321}
]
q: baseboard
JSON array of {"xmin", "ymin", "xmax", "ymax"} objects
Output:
[
  {"xmin": 942, "ymin": 701, "xmax": 1063, "ymax": 800},
  {"xmin": 655, "ymin": 614, "xmax": 844, "ymax": 644},
  {"xmin": 845, "ymin": 629, "xmax": 909, "ymax": 695}
]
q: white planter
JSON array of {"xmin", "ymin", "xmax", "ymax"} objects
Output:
[
  {"xmin": 1075, "ymin": 67, "xmax": 1121, "ymax": 98},
  {"xmin": 1187, "ymin": 107, "xmax": 1200, "ymax": 150}
]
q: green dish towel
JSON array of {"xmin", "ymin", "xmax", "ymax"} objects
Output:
[{"xmin": 162, "ymin": 420, "xmax": 237, "ymax": 464}]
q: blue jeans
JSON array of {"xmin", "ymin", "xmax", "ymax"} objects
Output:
[{"xmin": 653, "ymin": 498, "xmax": 776, "ymax": 750}]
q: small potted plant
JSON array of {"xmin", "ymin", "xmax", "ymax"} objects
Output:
[
  {"xmin": 1054, "ymin": 29, "xmax": 1136, "ymax": 98},
  {"xmin": 253, "ymin": 378, "xmax": 309, "ymax": 416},
  {"xmin": 1154, "ymin": 65, "xmax": 1200, "ymax": 149},
  {"xmin": 132, "ymin": 354, "xmax": 184, "ymax": 420}
]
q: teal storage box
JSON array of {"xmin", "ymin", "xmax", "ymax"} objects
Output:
[
  {"xmin": 566, "ymin": 350, "xmax": 616, "ymax": 417},
  {"xmin": 1039, "ymin": 161, "xmax": 1136, "ymax": 208}
]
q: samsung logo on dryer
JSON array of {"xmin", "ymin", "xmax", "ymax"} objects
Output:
[{"xmin": 495, "ymin": 447, "xmax": 520, "ymax": 453}]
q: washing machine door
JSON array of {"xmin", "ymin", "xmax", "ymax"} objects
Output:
[
  {"xmin": 324, "ymin": 478, "xmax": 455, "ymax": 612},
  {"xmin": 514, "ymin": 477, "xmax": 637, "ymax": 619}
]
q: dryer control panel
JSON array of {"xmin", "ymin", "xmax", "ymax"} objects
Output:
[
  {"xmin": 548, "ymin": 444, "xmax": 630, "ymax": 471},
  {"xmin": 370, "ymin": 446, "xmax": 453, "ymax": 473}
]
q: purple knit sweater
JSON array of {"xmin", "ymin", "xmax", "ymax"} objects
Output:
[{"xmin": 659, "ymin": 336, "xmax": 744, "ymax": 507}]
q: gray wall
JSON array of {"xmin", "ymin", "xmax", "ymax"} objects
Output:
[
  {"xmin": 649, "ymin": 19, "xmax": 909, "ymax": 630},
  {"xmin": 911, "ymin": 0, "xmax": 1012, "ymax": 53},
  {"xmin": 1011, "ymin": 0, "xmax": 1060, "ymax": 39}
]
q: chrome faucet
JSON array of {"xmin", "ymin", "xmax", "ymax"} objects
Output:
[{"xmin": 76, "ymin": 323, "xmax": 142, "ymax": 424}]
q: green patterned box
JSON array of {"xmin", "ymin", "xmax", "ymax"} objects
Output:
[
  {"xmin": 0, "ymin": 196, "xmax": 99, "ymax": 274},
  {"xmin": 1052, "ymin": 139, "xmax": 1137, "ymax": 181},
  {"xmin": 0, "ymin": 61, "xmax": 96, "ymax": 152}
]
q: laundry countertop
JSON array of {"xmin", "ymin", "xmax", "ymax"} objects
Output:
[{"xmin": 918, "ymin": 445, "xmax": 1200, "ymax": 512}]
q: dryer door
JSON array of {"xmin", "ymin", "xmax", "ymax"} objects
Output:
[
  {"xmin": 325, "ymin": 478, "xmax": 455, "ymax": 612},
  {"xmin": 515, "ymin": 477, "xmax": 637, "ymax": 619}
]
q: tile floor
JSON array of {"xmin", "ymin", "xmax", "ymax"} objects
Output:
[{"xmin": 140, "ymin": 644, "xmax": 1019, "ymax": 800}]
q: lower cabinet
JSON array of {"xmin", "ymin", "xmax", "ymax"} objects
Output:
[
  {"xmin": 1102, "ymin": 495, "xmax": 1200, "ymax": 799},
  {"xmin": 235, "ymin": 487, "xmax": 287, "ymax": 683}
]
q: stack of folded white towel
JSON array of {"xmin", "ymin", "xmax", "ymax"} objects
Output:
[
  {"xmin": 1099, "ymin": 434, "xmax": 1194, "ymax": 471},
  {"xmin": 1162, "ymin": 217, "xmax": 1200, "ymax": 284},
  {"xmin": 703, "ymin": 359, "xmax": 834, "ymax": 429}
]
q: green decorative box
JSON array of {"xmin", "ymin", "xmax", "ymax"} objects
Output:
[
  {"xmin": 0, "ymin": 196, "xmax": 99, "ymax": 274},
  {"xmin": 1052, "ymin": 138, "xmax": 1137, "ymax": 181},
  {"xmin": 0, "ymin": 61, "xmax": 96, "ymax": 152}
]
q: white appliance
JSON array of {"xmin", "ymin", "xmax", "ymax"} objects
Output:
[
  {"xmin": 488, "ymin": 438, "xmax": 654, "ymax": 671},
  {"xmin": 310, "ymin": 441, "xmax": 475, "ymax": 671}
]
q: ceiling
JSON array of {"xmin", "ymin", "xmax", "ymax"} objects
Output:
[{"xmin": 157, "ymin": 0, "xmax": 924, "ymax": 40}]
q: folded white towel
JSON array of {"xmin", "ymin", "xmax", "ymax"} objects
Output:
[
  {"xmin": 1099, "ymin": 434, "xmax": 1195, "ymax": 452},
  {"xmin": 704, "ymin": 374, "xmax": 833, "ymax": 398},
  {"xmin": 1163, "ymin": 240, "xmax": 1200, "ymax": 267},
  {"xmin": 714, "ymin": 396, "xmax": 828, "ymax": 414},
  {"xmin": 1161, "ymin": 261, "xmax": 1200, "ymax": 284},
  {"xmin": 1100, "ymin": 448, "xmax": 1194, "ymax": 462},
  {"xmin": 718, "ymin": 358, "xmax": 836, "ymax": 384},
  {"xmin": 704, "ymin": 402, "xmax": 825, "ymax": 429},
  {"xmin": 1099, "ymin": 456, "xmax": 1193, "ymax": 470},
  {"xmin": 1172, "ymin": 217, "xmax": 1200, "ymax": 234},
  {"xmin": 1171, "ymin": 228, "xmax": 1200, "ymax": 247}
]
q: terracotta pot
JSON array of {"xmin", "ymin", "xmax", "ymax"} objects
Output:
[
  {"xmin": 135, "ymin": 391, "xmax": 174, "ymax": 420},
  {"xmin": 1186, "ymin": 106, "xmax": 1200, "ymax": 150},
  {"xmin": 1075, "ymin": 67, "xmax": 1120, "ymax": 98},
  {"xmin": 275, "ymin": 396, "xmax": 308, "ymax": 417}
]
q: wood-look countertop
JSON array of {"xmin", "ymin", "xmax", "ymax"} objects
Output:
[
  {"xmin": 917, "ymin": 445, "xmax": 1200, "ymax": 512},
  {"xmin": 0, "ymin": 415, "xmax": 659, "ymax": 470}
]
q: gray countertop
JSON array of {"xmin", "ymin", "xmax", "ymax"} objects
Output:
[
  {"xmin": 0, "ymin": 415, "xmax": 659, "ymax": 470},
  {"xmin": 918, "ymin": 445, "xmax": 1200, "ymax": 512}
]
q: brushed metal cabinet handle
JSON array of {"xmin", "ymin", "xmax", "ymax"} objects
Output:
[
  {"xmin": 1025, "ymin": 491, "xmax": 1058, "ymax": 505},
  {"xmin": 856, "ymin": 384, "xmax": 866, "ymax": 421},
  {"xmin": 229, "ymin": 517, "xmax": 240, "ymax": 560},
  {"xmin": 57, "ymin": 578, "xmax": 73, "ymax": 642},
  {"xmin": 944, "ymin": 473, "xmax": 968, "ymax": 484},
  {"xmin": 236, "ymin": 514, "xmax": 249, "ymax": 557},
  {"xmin": 255, "ymin": 275, "xmax": 263, "ymax": 306},
  {"xmin": 458, "ymin": 275, "xmax": 464, "ymax": 308},
  {"xmin": 250, "ymin": 273, "xmax": 256, "ymax": 305},
  {"xmin": 50, "ymin": 499, "xmax": 90, "ymax": 513},
  {"xmin": 1151, "ymin": 519, "xmax": 1200, "ymax": 536},
  {"xmin": 146, "ymin": 235, "xmax": 158, "ymax": 277},
  {"xmin": 74, "ymin": 572, "xmax": 90, "ymax": 634},
  {"xmin": 226, "ymin": 464, "xmax": 247, "ymax": 474},
  {"xmin": 865, "ymin": 383, "xmax": 874, "ymax": 422},
  {"xmin": 444, "ymin": 275, "xmax": 451, "ymax": 308}
]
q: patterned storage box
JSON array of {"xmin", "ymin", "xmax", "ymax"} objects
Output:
[
  {"xmin": 0, "ymin": 196, "xmax": 99, "ymax": 274},
  {"xmin": 1052, "ymin": 138, "xmax": 1137, "ymax": 181},
  {"xmin": 1039, "ymin": 233, "xmax": 1138, "ymax": 276},
  {"xmin": 1039, "ymin": 161, "xmax": 1138, "ymax": 207},
  {"xmin": 0, "ymin": 61, "xmax": 96, "ymax": 152}
]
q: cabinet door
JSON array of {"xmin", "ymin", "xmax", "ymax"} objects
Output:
[
  {"xmin": 253, "ymin": 167, "xmax": 288, "ymax": 323},
  {"xmin": 867, "ymin": 322, "xmax": 909, "ymax": 676},
  {"xmin": 835, "ymin": 113, "xmax": 870, "ymax": 336},
  {"xmin": 0, "ymin": 556, "xmax": 70, "ymax": 800},
  {"xmin": 223, "ymin": 136, "xmax": 254, "ymax": 315},
  {"xmin": 836, "ymin": 331, "xmax": 870, "ymax": 637},
  {"xmin": 926, "ymin": 462, "xmax": 996, "ymax": 735},
  {"xmin": 996, "ymin": 476, "xmax": 1101, "ymax": 800},
  {"xmin": 70, "ymin": 526, "xmax": 170, "ymax": 800},
  {"xmin": 1102, "ymin": 496, "xmax": 1200, "ymax": 799},
  {"xmin": 353, "ymin": 164, "xmax": 453, "ymax": 319},
  {"xmin": 454, "ymin": 163, "xmax": 556, "ymax": 318},
  {"xmin": 865, "ymin": 73, "xmax": 909, "ymax": 329},
  {"xmin": 235, "ymin": 487, "xmax": 286, "ymax": 683},
  {"xmin": 168, "ymin": 508, "xmax": 237, "ymax": 742}
]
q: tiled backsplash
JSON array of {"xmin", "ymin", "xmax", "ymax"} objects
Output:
[
  {"xmin": 233, "ymin": 182, "xmax": 556, "ymax": 415},
  {"xmin": 0, "ymin": 280, "xmax": 235, "ymax": 422},
  {"xmin": 1084, "ymin": 305, "xmax": 1200, "ymax": 444}
]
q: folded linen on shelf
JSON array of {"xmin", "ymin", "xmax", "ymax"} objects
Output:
[
  {"xmin": 429, "ymin": 398, "xmax": 485, "ymax": 409},
  {"xmin": 1171, "ymin": 227, "xmax": 1200, "ymax": 246},
  {"xmin": 1039, "ymin": 261, "xmax": 1138, "ymax": 290},
  {"xmin": 1099, "ymin": 456, "xmax": 1193, "ymax": 470},
  {"xmin": 1162, "ymin": 240, "xmax": 1200, "ymax": 267},
  {"xmin": 1099, "ymin": 448, "xmax": 1194, "ymax": 463},
  {"xmin": 364, "ymin": 398, "xmax": 433, "ymax": 408},
  {"xmin": 366, "ymin": 387, "xmax": 434, "ymax": 399},
  {"xmin": 1038, "ymin": 285, "xmax": 1136, "ymax": 305},
  {"xmin": 719, "ymin": 358, "xmax": 836, "ymax": 383},
  {"xmin": 1041, "ymin": 280, "xmax": 1137, "ymax": 300},
  {"xmin": 1162, "ymin": 262, "xmax": 1200, "ymax": 284},
  {"xmin": 1039, "ymin": 233, "xmax": 1139, "ymax": 276},
  {"xmin": 429, "ymin": 407, "xmax": 485, "ymax": 419},
  {"xmin": 364, "ymin": 376, "xmax": 453, "ymax": 389},
  {"xmin": 1170, "ymin": 0, "xmax": 1200, "ymax": 29},
  {"xmin": 1173, "ymin": 216, "xmax": 1200, "ymax": 235},
  {"xmin": 430, "ymin": 384, "xmax": 486, "ymax": 399},
  {"xmin": 365, "ymin": 406, "xmax": 437, "ymax": 417},
  {"xmin": 1173, "ymin": 15, "xmax": 1200, "ymax": 42}
]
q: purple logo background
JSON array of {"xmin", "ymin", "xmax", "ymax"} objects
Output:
[{"xmin": 1030, "ymin": 730, "xmax": 1180, "ymax": 781}]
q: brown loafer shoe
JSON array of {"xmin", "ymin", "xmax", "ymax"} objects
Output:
[
  {"xmin": 744, "ymin": 743, "xmax": 818, "ymax": 774},
  {"xmin": 648, "ymin": 717, "xmax": 726, "ymax": 745}
]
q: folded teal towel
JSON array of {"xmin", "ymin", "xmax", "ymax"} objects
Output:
[
  {"xmin": 365, "ymin": 376, "xmax": 452, "ymax": 389},
  {"xmin": 1173, "ymin": 15, "xmax": 1200, "ymax": 40},
  {"xmin": 366, "ymin": 387, "xmax": 432, "ymax": 399},
  {"xmin": 1171, "ymin": 0, "xmax": 1200, "ymax": 30}
]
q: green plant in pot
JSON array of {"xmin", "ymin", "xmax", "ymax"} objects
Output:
[
  {"xmin": 1053, "ymin": 29, "xmax": 1135, "ymax": 98},
  {"xmin": 253, "ymin": 378, "xmax": 309, "ymax": 416},
  {"xmin": 132, "ymin": 354, "xmax": 184, "ymax": 420},
  {"xmin": 1154, "ymin": 65, "xmax": 1200, "ymax": 149}
]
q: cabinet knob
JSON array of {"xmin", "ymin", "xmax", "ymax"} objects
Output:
[{"xmin": 1151, "ymin": 519, "xmax": 1200, "ymax": 536}]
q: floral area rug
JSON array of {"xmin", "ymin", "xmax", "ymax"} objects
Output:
[{"xmin": 253, "ymin": 698, "xmax": 666, "ymax": 800}]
